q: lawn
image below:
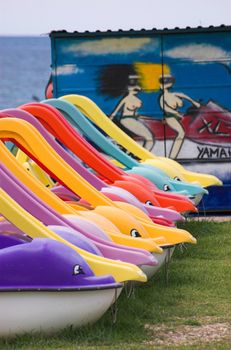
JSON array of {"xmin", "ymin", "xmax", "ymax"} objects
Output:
[{"xmin": 1, "ymin": 220, "xmax": 230, "ymax": 350}]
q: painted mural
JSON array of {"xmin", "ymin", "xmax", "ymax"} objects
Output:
[
  {"xmin": 51, "ymin": 30, "xmax": 231, "ymax": 159},
  {"xmin": 50, "ymin": 28, "xmax": 231, "ymax": 211}
]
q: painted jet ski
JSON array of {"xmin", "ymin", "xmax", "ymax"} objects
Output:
[{"xmin": 143, "ymin": 101, "xmax": 231, "ymax": 146}]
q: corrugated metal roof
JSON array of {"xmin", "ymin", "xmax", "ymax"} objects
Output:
[{"xmin": 50, "ymin": 24, "xmax": 231, "ymax": 38}]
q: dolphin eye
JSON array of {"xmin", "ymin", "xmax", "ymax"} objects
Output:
[
  {"xmin": 145, "ymin": 200, "xmax": 153, "ymax": 206},
  {"xmin": 130, "ymin": 229, "xmax": 141, "ymax": 238},
  {"xmin": 174, "ymin": 176, "xmax": 181, "ymax": 181},
  {"xmin": 163, "ymin": 184, "xmax": 170, "ymax": 191},
  {"xmin": 73, "ymin": 264, "xmax": 84, "ymax": 275}
]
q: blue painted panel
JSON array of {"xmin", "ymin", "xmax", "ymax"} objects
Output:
[{"xmin": 198, "ymin": 184, "xmax": 231, "ymax": 213}]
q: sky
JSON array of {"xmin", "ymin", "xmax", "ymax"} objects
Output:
[{"xmin": 0, "ymin": 0, "xmax": 230, "ymax": 36}]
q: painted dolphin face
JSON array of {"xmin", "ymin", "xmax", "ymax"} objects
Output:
[
  {"xmin": 126, "ymin": 166, "xmax": 176, "ymax": 193},
  {"xmin": 93, "ymin": 206, "xmax": 150, "ymax": 239},
  {"xmin": 168, "ymin": 179, "xmax": 208, "ymax": 197},
  {"xmin": 142, "ymin": 164, "xmax": 207, "ymax": 197},
  {"xmin": 109, "ymin": 181, "xmax": 160, "ymax": 207},
  {"xmin": 127, "ymin": 164, "xmax": 206, "ymax": 197}
]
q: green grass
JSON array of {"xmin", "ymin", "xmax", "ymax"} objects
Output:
[{"xmin": 0, "ymin": 220, "xmax": 230, "ymax": 350}]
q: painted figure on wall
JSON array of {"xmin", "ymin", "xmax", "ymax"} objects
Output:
[
  {"xmin": 98, "ymin": 64, "xmax": 155, "ymax": 150},
  {"xmin": 159, "ymin": 74, "xmax": 200, "ymax": 159},
  {"xmin": 52, "ymin": 32, "xmax": 231, "ymax": 163}
]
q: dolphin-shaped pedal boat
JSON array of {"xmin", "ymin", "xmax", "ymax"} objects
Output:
[{"xmin": 0, "ymin": 238, "xmax": 122, "ymax": 336}]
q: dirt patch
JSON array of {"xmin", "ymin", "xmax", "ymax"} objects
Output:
[
  {"xmin": 144, "ymin": 319, "xmax": 231, "ymax": 346},
  {"xmin": 189, "ymin": 216, "xmax": 231, "ymax": 222}
]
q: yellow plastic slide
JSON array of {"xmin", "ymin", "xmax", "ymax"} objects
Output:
[
  {"xmin": 61, "ymin": 95, "xmax": 222, "ymax": 187},
  {"xmin": 0, "ymin": 188, "xmax": 147, "ymax": 283},
  {"xmin": 16, "ymin": 149, "xmax": 55, "ymax": 188}
]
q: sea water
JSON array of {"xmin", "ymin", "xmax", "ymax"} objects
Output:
[{"xmin": 0, "ymin": 36, "xmax": 51, "ymax": 109}]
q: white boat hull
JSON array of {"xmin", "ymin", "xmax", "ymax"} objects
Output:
[
  {"xmin": 192, "ymin": 193, "xmax": 204, "ymax": 206},
  {"xmin": 140, "ymin": 246, "xmax": 175, "ymax": 280},
  {"xmin": 0, "ymin": 287, "xmax": 122, "ymax": 336}
]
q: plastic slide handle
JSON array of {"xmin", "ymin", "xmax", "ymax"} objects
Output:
[
  {"xmin": 0, "ymin": 188, "xmax": 147, "ymax": 283},
  {"xmin": 15, "ymin": 148, "xmax": 28, "ymax": 163},
  {"xmin": 16, "ymin": 149, "xmax": 55, "ymax": 188}
]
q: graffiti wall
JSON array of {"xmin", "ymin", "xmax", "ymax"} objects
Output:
[{"xmin": 50, "ymin": 27, "xmax": 231, "ymax": 211}]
